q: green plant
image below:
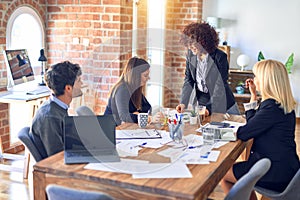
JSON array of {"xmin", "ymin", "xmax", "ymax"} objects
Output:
[
  {"xmin": 190, "ymin": 110, "xmax": 197, "ymax": 117},
  {"xmin": 237, "ymin": 81, "xmax": 244, "ymax": 86},
  {"xmin": 258, "ymin": 51, "xmax": 294, "ymax": 74}
]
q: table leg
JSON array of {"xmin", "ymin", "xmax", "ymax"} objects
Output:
[{"xmin": 33, "ymin": 170, "xmax": 47, "ymax": 200}]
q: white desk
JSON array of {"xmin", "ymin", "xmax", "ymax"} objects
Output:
[{"xmin": 0, "ymin": 90, "xmax": 50, "ymax": 178}]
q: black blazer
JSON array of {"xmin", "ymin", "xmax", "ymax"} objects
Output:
[
  {"xmin": 180, "ymin": 48, "xmax": 235, "ymax": 114},
  {"xmin": 237, "ymin": 99, "xmax": 300, "ymax": 185}
]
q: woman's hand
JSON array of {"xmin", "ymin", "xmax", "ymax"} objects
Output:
[
  {"xmin": 245, "ymin": 78, "xmax": 256, "ymax": 94},
  {"xmin": 176, "ymin": 104, "xmax": 185, "ymax": 113},
  {"xmin": 245, "ymin": 78, "xmax": 257, "ymax": 101}
]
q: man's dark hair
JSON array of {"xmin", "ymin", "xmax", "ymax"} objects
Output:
[{"xmin": 46, "ymin": 61, "xmax": 82, "ymax": 96}]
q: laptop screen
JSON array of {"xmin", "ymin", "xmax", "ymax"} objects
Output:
[
  {"xmin": 3, "ymin": 49, "xmax": 35, "ymax": 86},
  {"xmin": 64, "ymin": 115, "xmax": 116, "ymax": 152}
]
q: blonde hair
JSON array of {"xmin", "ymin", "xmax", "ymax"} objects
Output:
[{"xmin": 253, "ymin": 59, "xmax": 296, "ymax": 114}]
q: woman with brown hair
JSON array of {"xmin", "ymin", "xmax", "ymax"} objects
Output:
[
  {"xmin": 176, "ymin": 22, "xmax": 239, "ymax": 115},
  {"xmin": 104, "ymin": 57, "xmax": 152, "ymax": 125}
]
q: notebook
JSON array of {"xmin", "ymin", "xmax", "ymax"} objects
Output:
[
  {"xmin": 64, "ymin": 115, "xmax": 120, "ymax": 164},
  {"xmin": 3, "ymin": 49, "xmax": 50, "ymax": 94}
]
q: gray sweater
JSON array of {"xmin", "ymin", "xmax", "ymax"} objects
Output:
[{"xmin": 30, "ymin": 100, "xmax": 68, "ymax": 159}]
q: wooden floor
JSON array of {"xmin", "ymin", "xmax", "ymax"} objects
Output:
[{"xmin": 1, "ymin": 119, "xmax": 300, "ymax": 200}]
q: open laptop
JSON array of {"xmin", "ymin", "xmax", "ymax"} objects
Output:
[
  {"xmin": 3, "ymin": 49, "xmax": 50, "ymax": 94},
  {"xmin": 64, "ymin": 115, "xmax": 120, "ymax": 164}
]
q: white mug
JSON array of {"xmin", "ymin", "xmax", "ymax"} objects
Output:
[{"xmin": 138, "ymin": 113, "xmax": 148, "ymax": 128}]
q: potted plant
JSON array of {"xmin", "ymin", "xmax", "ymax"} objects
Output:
[
  {"xmin": 235, "ymin": 81, "xmax": 245, "ymax": 94},
  {"xmin": 258, "ymin": 51, "xmax": 294, "ymax": 74},
  {"xmin": 190, "ymin": 109, "xmax": 197, "ymax": 125}
]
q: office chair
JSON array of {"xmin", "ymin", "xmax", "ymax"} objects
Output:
[
  {"xmin": 224, "ymin": 158, "xmax": 271, "ymax": 200},
  {"xmin": 254, "ymin": 163, "xmax": 300, "ymax": 200},
  {"xmin": 17, "ymin": 126, "xmax": 43, "ymax": 178},
  {"xmin": 46, "ymin": 184, "xmax": 114, "ymax": 200},
  {"xmin": 18, "ymin": 126, "xmax": 43, "ymax": 162},
  {"xmin": 76, "ymin": 105, "xmax": 95, "ymax": 116}
]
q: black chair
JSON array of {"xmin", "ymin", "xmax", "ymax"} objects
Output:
[
  {"xmin": 225, "ymin": 158, "xmax": 271, "ymax": 200},
  {"xmin": 46, "ymin": 184, "xmax": 114, "ymax": 200}
]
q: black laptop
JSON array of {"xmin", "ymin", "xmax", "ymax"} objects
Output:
[{"xmin": 64, "ymin": 115, "xmax": 120, "ymax": 164}]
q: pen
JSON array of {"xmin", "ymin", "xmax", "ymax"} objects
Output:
[
  {"xmin": 145, "ymin": 130, "xmax": 150, "ymax": 136},
  {"xmin": 130, "ymin": 142, "xmax": 147, "ymax": 149},
  {"xmin": 188, "ymin": 145, "xmax": 203, "ymax": 149}
]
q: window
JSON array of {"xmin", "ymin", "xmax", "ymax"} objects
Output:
[{"xmin": 6, "ymin": 6, "xmax": 45, "ymax": 144}]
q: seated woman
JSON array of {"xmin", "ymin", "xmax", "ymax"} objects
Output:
[
  {"xmin": 104, "ymin": 57, "xmax": 151, "ymax": 125},
  {"xmin": 220, "ymin": 59, "xmax": 300, "ymax": 200}
]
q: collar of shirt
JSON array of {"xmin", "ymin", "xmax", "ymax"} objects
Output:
[{"xmin": 50, "ymin": 95, "xmax": 69, "ymax": 110}]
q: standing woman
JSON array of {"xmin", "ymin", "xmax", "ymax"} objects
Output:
[
  {"xmin": 221, "ymin": 60, "xmax": 300, "ymax": 200},
  {"xmin": 105, "ymin": 57, "xmax": 151, "ymax": 125},
  {"xmin": 176, "ymin": 22, "xmax": 239, "ymax": 115}
]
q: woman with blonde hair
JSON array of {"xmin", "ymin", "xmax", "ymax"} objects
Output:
[
  {"xmin": 104, "ymin": 57, "xmax": 151, "ymax": 125},
  {"xmin": 221, "ymin": 60, "xmax": 299, "ymax": 200}
]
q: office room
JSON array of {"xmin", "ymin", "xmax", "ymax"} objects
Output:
[{"xmin": 0, "ymin": 0, "xmax": 299, "ymax": 199}]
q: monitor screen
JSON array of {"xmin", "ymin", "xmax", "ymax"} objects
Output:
[{"xmin": 3, "ymin": 49, "xmax": 35, "ymax": 86}]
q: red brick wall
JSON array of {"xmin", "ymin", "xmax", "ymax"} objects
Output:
[{"xmin": 164, "ymin": 0, "xmax": 202, "ymax": 108}]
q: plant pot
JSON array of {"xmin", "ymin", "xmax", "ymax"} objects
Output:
[
  {"xmin": 190, "ymin": 116, "xmax": 197, "ymax": 125},
  {"xmin": 236, "ymin": 86, "xmax": 245, "ymax": 94}
]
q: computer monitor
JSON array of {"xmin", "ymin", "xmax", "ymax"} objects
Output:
[{"xmin": 3, "ymin": 49, "xmax": 35, "ymax": 86}]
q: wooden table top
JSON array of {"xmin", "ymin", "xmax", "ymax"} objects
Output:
[{"xmin": 33, "ymin": 113, "xmax": 246, "ymax": 200}]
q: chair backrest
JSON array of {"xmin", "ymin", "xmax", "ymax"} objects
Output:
[
  {"xmin": 18, "ymin": 126, "xmax": 43, "ymax": 162},
  {"xmin": 46, "ymin": 184, "xmax": 114, "ymax": 200},
  {"xmin": 255, "ymin": 163, "xmax": 300, "ymax": 200},
  {"xmin": 225, "ymin": 158, "xmax": 271, "ymax": 200},
  {"xmin": 76, "ymin": 105, "xmax": 95, "ymax": 116}
]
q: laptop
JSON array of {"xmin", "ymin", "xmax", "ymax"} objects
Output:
[
  {"xmin": 64, "ymin": 115, "xmax": 120, "ymax": 164},
  {"xmin": 3, "ymin": 49, "xmax": 50, "ymax": 94}
]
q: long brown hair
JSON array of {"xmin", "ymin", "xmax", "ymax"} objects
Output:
[{"xmin": 110, "ymin": 57, "xmax": 150, "ymax": 110}]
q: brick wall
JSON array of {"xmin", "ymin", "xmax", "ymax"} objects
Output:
[{"xmin": 164, "ymin": 0, "xmax": 202, "ymax": 108}]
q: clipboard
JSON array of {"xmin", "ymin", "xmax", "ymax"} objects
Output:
[{"xmin": 116, "ymin": 129, "xmax": 162, "ymax": 140}]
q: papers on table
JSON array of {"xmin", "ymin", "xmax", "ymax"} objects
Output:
[
  {"xmin": 84, "ymin": 158, "xmax": 192, "ymax": 179},
  {"xmin": 116, "ymin": 129, "xmax": 162, "ymax": 139},
  {"xmin": 89, "ymin": 130, "xmax": 231, "ymax": 178}
]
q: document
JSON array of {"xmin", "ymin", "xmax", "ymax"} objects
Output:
[{"xmin": 116, "ymin": 129, "xmax": 162, "ymax": 140}]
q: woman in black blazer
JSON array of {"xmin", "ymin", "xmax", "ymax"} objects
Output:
[
  {"xmin": 176, "ymin": 22, "xmax": 238, "ymax": 115},
  {"xmin": 221, "ymin": 60, "xmax": 300, "ymax": 199}
]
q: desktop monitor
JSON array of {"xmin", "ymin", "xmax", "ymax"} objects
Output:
[{"xmin": 3, "ymin": 49, "xmax": 35, "ymax": 86}]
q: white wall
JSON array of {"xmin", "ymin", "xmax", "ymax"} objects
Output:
[{"xmin": 203, "ymin": 0, "xmax": 300, "ymax": 107}]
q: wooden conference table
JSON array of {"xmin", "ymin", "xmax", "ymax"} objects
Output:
[{"xmin": 33, "ymin": 114, "xmax": 246, "ymax": 200}]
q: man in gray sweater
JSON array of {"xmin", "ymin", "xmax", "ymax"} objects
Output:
[{"xmin": 30, "ymin": 61, "xmax": 82, "ymax": 159}]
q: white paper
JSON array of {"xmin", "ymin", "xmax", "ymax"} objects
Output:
[
  {"xmin": 116, "ymin": 129, "xmax": 163, "ymax": 139},
  {"xmin": 132, "ymin": 162, "xmax": 192, "ymax": 179}
]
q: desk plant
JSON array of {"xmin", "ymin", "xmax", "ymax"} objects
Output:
[
  {"xmin": 258, "ymin": 51, "xmax": 294, "ymax": 74},
  {"xmin": 190, "ymin": 109, "xmax": 197, "ymax": 125}
]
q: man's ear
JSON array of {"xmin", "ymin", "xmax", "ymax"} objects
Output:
[{"xmin": 65, "ymin": 85, "xmax": 72, "ymax": 93}]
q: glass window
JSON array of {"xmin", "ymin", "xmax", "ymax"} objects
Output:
[{"xmin": 6, "ymin": 6, "xmax": 45, "ymax": 144}]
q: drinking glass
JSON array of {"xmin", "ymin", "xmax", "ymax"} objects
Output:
[{"xmin": 197, "ymin": 105, "xmax": 206, "ymax": 126}]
